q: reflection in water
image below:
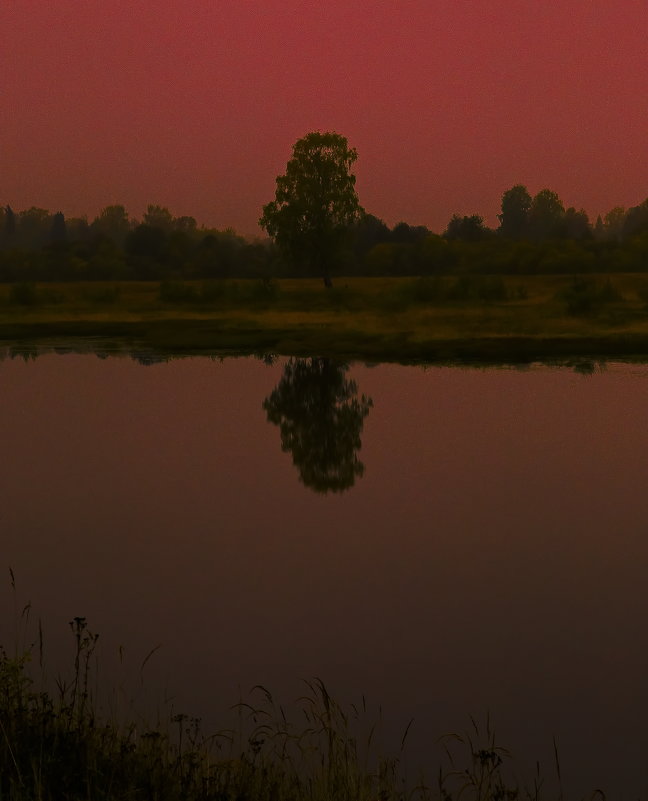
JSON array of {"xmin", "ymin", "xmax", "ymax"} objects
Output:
[
  {"xmin": 263, "ymin": 357, "xmax": 373, "ymax": 493},
  {"xmin": 2, "ymin": 353, "xmax": 648, "ymax": 795}
]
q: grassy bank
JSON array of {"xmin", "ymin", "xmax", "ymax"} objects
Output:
[
  {"xmin": 1, "ymin": 617, "xmax": 573, "ymax": 801},
  {"xmin": 2, "ymin": 274, "xmax": 648, "ymax": 362}
]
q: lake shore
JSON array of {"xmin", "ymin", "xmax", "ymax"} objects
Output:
[{"xmin": 2, "ymin": 274, "xmax": 648, "ymax": 363}]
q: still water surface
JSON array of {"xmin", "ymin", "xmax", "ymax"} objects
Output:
[{"xmin": 1, "ymin": 351, "xmax": 647, "ymax": 797}]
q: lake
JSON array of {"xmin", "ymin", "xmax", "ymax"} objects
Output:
[{"xmin": 1, "ymin": 347, "xmax": 647, "ymax": 798}]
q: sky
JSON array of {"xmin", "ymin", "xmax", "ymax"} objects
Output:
[{"xmin": 2, "ymin": 0, "xmax": 647, "ymax": 236}]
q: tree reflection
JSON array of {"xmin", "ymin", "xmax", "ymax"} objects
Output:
[{"xmin": 263, "ymin": 358, "xmax": 373, "ymax": 493}]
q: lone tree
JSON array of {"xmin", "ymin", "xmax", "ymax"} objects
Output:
[{"xmin": 260, "ymin": 131, "xmax": 363, "ymax": 287}]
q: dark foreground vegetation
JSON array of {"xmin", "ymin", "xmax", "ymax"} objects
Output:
[{"xmin": 1, "ymin": 614, "xmax": 591, "ymax": 801}]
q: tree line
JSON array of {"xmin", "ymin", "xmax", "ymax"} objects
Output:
[{"xmin": 1, "ymin": 183, "xmax": 647, "ymax": 284}]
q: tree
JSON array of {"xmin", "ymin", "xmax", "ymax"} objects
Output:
[
  {"xmin": 143, "ymin": 204, "xmax": 174, "ymax": 232},
  {"xmin": 125, "ymin": 224, "xmax": 168, "ymax": 279},
  {"xmin": 263, "ymin": 358, "xmax": 373, "ymax": 493},
  {"xmin": 17, "ymin": 207, "xmax": 51, "ymax": 248},
  {"xmin": 528, "ymin": 189, "xmax": 565, "ymax": 240},
  {"xmin": 50, "ymin": 211, "xmax": 67, "ymax": 244},
  {"xmin": 603, "ymin": 206, "xmax": 626, "ymax": 241},
  {"xmin": 174, "ymin": 215, "xmax": 197, "ymax": 234},
  {"xmin": 259, "ymin": 131, "xmax": 363, "ymax": 287},
  {"xmin": 1, "ymin": 205, "xmax": 16, "ymax": 247},
  {"xmin": 351, "ymin": 213, "xmax": 391, "ymax": 256},
  {"xmin": 91, "ymin": 205, "xmax": 131, "ymax": 247},
  {"xmin": 390, "ymin": 221, "xmax": 430, "ymax": 244},
  {"xmin": 562, "ymin": 207, "xmax": 592, "ymax": 240},
  {"xmin": 623, "ymin": 199, "xmax": 648, "ymax": 240},
  {"xmin": 444, "ymin": 214, "xmax": 491, "ymax": 242},
  {"xmin": 498, "ymin": 185, "xmax": 532, "ymax": 239}
]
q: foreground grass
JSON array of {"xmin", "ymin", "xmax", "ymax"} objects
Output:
[
  {"xmin": 1, "ymin": 617, "xmax": 576, "ymax": 801},
  {"xmin": 2, "ymin": 274, "xmax": 648, "ymax": 362}
]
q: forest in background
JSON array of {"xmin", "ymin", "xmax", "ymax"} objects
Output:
[{"xmin": 1, "ymin": 186, "xmax": 647, "ymax": 283}]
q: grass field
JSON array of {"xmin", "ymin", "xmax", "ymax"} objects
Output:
[{"xmin": 2, "ymin": 274, "xmax": 648, "ymax": 362}]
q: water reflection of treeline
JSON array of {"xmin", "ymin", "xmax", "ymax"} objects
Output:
[
  {"xmin": 1, "ymin": 188, "xmax": 648, "ymax": 282},
  {"xmin": 0, "ymin": 344, "xmax": 612, "ymax": 376}
]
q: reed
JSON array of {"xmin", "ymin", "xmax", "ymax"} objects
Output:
[{"xmin": 0, "ymin": 609, "xmax": 604, "ymax": 801}]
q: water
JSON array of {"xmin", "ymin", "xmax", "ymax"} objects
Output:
[{"xmin": 1, "ymin": 349, "xmax": 647, "ymax": 797}]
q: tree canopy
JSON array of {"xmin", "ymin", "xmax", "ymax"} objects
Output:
[{"xmin": 259, "ymin": 131, "xmax": 363, "ymax": 287}]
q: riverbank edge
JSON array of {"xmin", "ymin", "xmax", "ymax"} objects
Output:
[{"xmin": 2, "ymin": 317, "xmax": 648, "ymax": 364}]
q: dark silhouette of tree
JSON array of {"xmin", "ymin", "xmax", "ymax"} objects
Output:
[
  {"xmin": 259, "ymin": 131, "xmax": 363, "ymax": 288},
  {"xmin": 562, "ymin": 207, "xmax": 592, "ymax": 240},
  {"xmin": 174, "ymin": 215, "xmax": 197, "ymax": 234},
  {"xmin": 263, "ymin": 358, "xmax": 373, "ymax": 493},
  {"xmin": 390, "ymin": 221, "xmax": 430, "ymax": 244},
  {"xmin": 125, "ymin": 224, "xmax": 168, "ymax": 278},
  {"xmin": 66, "ymin": 216, "xmax": 90, "ymax": 242},
  {"xmin": 2, "ymin": 205, "xmax": 16, "ymax": 243},
  {"xmin": 17, "ymin": 207, "xmax": 51, "ymax": 248},
  {"xmin": 143, "ymin": 204, "xmax": 174, "ymax": 232},
  {"xmin": 623, "ymin": 199, "xmax": 648, "ymax": 239},
  {"xmin": 91, "ymin": 205, "xmax": 131, "ymax": 247},
  {"xmin": 50, "ymin": 211, "xmax": 67, "ymax": 244},
  {"xmin": 604, "ymin": 206, "xmax": 626, "ymax": 241},
  {"xmin": 444, "ymin": 214, "xmax": 491, "ymax": 242},
  {"xmin": 351, "ymin": 212, "xmax": 391, "ymax": 255},
  {"xmin": 528, "ymin": 189, "xmax": 565, "ymax": 240},
  {"xmin": 498, "ymin": 185, "xmax": 532, "ymax": 239}
]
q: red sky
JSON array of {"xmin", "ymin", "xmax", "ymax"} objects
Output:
[{"xmin": 2, "ymin": 0, "xmax": 647, "ymax": 235}]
